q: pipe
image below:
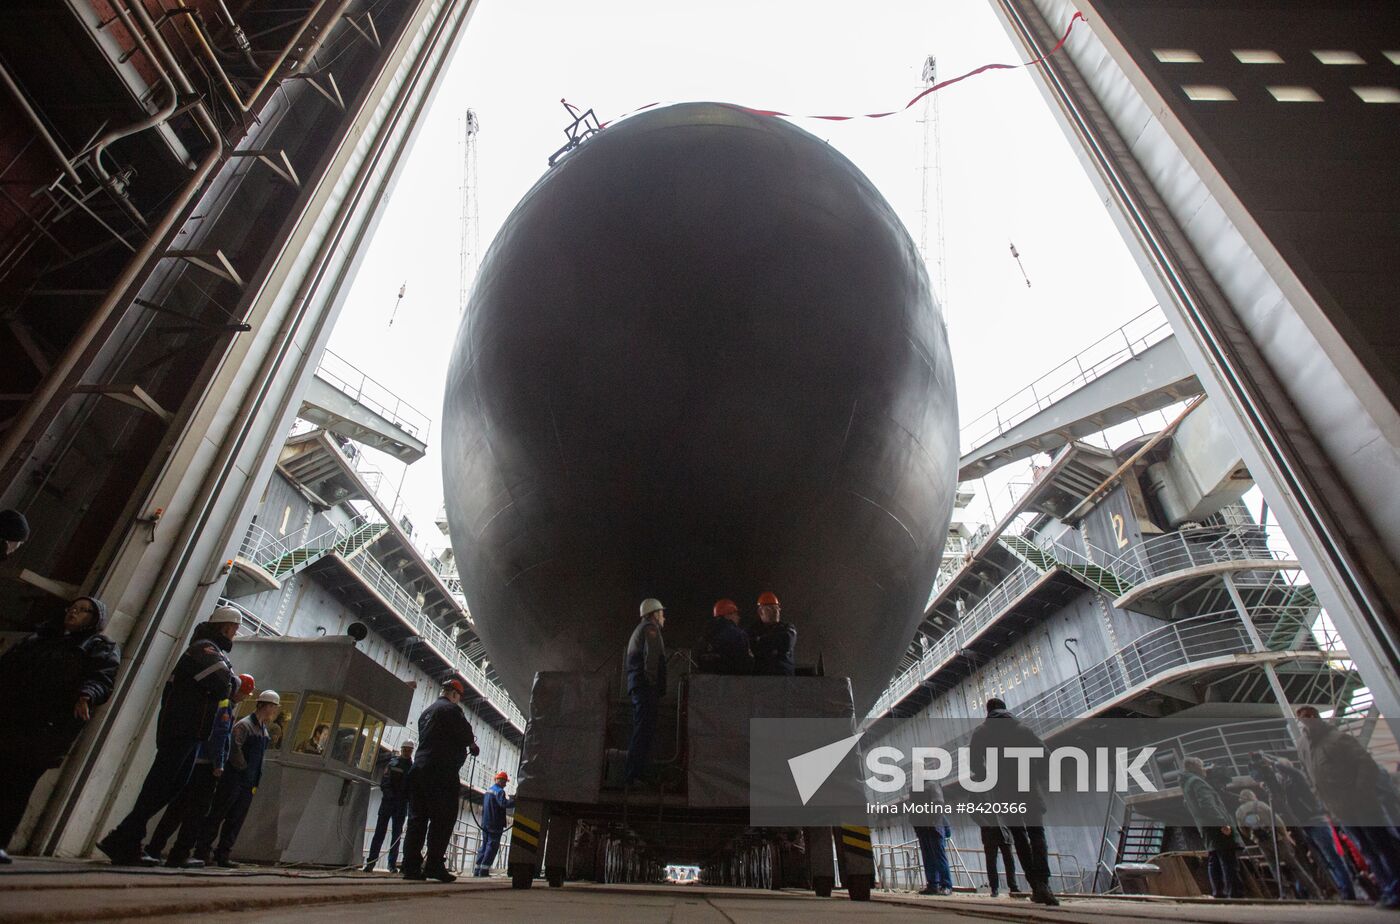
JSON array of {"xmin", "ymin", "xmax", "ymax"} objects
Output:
[
  {"xmin": 0, "ymin": 0, "xmax": 224, "ymax": 489},
  {"xmin": 159, "ymin": 0, "xmax": 349, "ymax": 114},
  {"xmin": 0, "ymin": 58, "xmax": 84, "ymax": 188}
]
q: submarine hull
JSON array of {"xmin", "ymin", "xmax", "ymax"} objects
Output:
[{"xmin": 442, "ymin": 103, "xmax": 957, "ymax": 710}]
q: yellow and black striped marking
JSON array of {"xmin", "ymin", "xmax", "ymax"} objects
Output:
[
  {"xmin": 840, "ymin": 825, "xmax": 873, "ymax": 858},
  {"xmin": 513, "ymin": 814, "xmax": 541, "ymax": 849}
]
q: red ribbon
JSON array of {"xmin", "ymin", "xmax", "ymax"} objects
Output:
[{"xmin": 590, "ymin": 11, "xmax": 1085, "ymax": 128}]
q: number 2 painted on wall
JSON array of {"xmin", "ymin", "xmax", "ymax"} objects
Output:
[{"xmin": 1111, "ymin": 513, "xmax": 1130, "ymax": 549}]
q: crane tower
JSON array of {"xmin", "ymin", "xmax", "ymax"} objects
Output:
[
  {"xmin": 459, "ymin": 109, "xmax": 481, "ymax": 312},
  {"xmin": 918, "ymin": 56, "xmax": 948, "ymax": 315}
]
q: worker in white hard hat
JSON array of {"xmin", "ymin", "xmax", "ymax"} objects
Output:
[
  {"xmin": 364, "ymin": 739, "xmax": 417, "ymax": 872},
  {"xmin": 99, "ymin": 605, "xmax": 241, "ymax": 866},
  {"xmin": 194, "ymin": 690, "xmax": 279, "ymax": 868},
  {"xmin": 624, "ymin": 598, "xmax": 667, "ymax": 785}
]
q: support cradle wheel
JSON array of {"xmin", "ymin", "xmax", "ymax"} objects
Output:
[
  {"xmin": 546, "ymin": 867, "xmax": 564, "ymax": 888},
  {"xmin": 813, "ymin": 875, "xmax": 834, "ymax": 898},
  {"xmin": 846, "ymin": 873, "xmax": 873, "ymax": 902},
  {"xmin": 510, "ymin": 865, "xmax": 534, "ymax": 889}
]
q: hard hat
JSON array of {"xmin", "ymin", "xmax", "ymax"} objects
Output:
[
  {"xmin": 443, "ymin": 677, "xmax": 467, "ymax": 696},
  {"xmin": 495, "ymin": 770, "xmax": 510, "ymax": 782},
  {"xmin": 208, "ymin": 605, "xmax": 243, "ymax": 625},
  {"xmin": 639, "ymin": 598, "xmax": 665, "ymax": 618},
  {"xmin": 713, "ymin": 599, "xmax": 738, "ymax": 618},
  {"xmin": 402, "ymin": 740, "xmax": 416, "ymax": 749},
  {"xmin": 757, "ymin": 591, "xmax": 780, "ymax": 607},
  {"xmin": 237, "ymin": 673, "xmax": 256, "ymax": 698},
  {"xmin": 256, "ymin": 690, "xmax": 280, "ymax": 706}
]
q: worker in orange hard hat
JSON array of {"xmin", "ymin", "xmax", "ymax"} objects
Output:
[
  {"xmin": 696, "ymin": 599, "xmax": 753, "ymax": 675},
  {"xmin": 750, "ymin": 592, "xmax": 796, "ymax": 676},
  {"xmin": 475, "ymin": 769, "xmax": 516, "ymax": 876},
  {"xmin": 403, "ymin": 677, "xmax": 479, "ymax": 882}
]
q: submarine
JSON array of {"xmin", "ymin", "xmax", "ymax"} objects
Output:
[{"xmin": 441, "ymin": 102, "xmax": 957, "ymax": 710}]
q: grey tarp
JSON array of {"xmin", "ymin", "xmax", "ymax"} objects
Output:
[
  {"xmin": 687, "ymin": 674, "xmax": 855, "ymax": 808},
  {"xmin": 516, "ymin": 671, "xmax": 609, "ymax": 803}
]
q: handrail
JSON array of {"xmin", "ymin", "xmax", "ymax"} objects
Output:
[
  {"xmin": 316, "ymin": 348, "xmax": 431, "ymax": 441},
  {"xmin": 1104, "ymin": 523, "xmax": 1296, "ymax": 586},
  {"xmin": 218, "ymin": 596, "xmax": 279, "ymax": 638},
  {"xmin": 959, "ymin": 305, "xmax": 1170, "ymax": 455},
  {"xmin": 873, "ymin": 837, "xmax": 1087, "ymax": 893},
  {"xmin": 338, "ymin": 546, "xmax": 524, "ymax": 731}
]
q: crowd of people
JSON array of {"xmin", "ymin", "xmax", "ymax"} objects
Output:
[{"xmin": 624, "ymin": 592, "xmax": 797, "ymax": 785}]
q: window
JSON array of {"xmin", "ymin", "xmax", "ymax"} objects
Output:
[
  {"xmin": 1312, "ymin": 50, "xmax": 1365, "ymax": 65},
  {"xmin": 331, "ymin": 701, "xmax": 364, "ymax": 764},
  {"xmin": 1153, "ymin": 49, "xmax": 1202, "ymax": 64},
  {"xmin": 1353, "ymin": 87, "xmax": 1400, "ymax": 103},
  {"xmin": 1232, "ymin": 50, "xmax": 1283, "ymax": 64},
  {"xmin": 278, "ymin": 505, "xmax": 292, "ymax": 536},
  {"xmin": 1267, "ymin": 86, "xmax": 1323, "ymax": 102},
  {"xmin": 1386, "ymin": 52, "xmax": 1400, "ymax": 66},
  {"xmin": 355, "ymin": 714, "xmax": 387, "ymax": 773},
  {"xmin": 291, "ymin": 693, "xmax": 338, "ymax": 758},
  {"xmin": 266, "ymin": 691, "xmax": 299, "ymax": 751},
  {"xmin": 1182, "ymin": 85, "xmax": 1236, "ymax": 101}
]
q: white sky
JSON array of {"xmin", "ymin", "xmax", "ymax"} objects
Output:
[{"xmin": 328, "ymin": 0, "xmax": 1158, "ymax": 551}]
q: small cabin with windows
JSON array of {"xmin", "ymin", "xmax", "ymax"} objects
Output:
[{"xmin": 228, "ymin": 634, "xmax": 413, "ymax": 866}]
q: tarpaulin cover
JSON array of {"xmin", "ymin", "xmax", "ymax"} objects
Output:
[
  {"xmin": 516, "ymin": 671, "xmax": 609, "ymax": 802},
  {"xmin": 687, "ymin": 675, "xmax": 855, "ymax": 808}
]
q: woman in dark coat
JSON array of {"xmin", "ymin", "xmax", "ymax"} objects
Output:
[{"xmin": 0, "ymin": 596, "xmax": 119, "ymax": 861}]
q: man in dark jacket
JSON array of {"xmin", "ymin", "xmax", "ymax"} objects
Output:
[
  {"xmin": 149, "ymin": 672, "xmax": 253, "ymax": 867},
  {"xmin": 624, "ymin": 598, "xmax": 667, "ymax": 785},
  {"xmin": 1249, "ymin": 751, "xmax": 1355, "ymax": 899},
  {"xmin": 750, "ymin": 591, "xmax": 796, "ymax": 676},
  {"xmin": 474, "ymin": 769, "xmax": 515, "ymax": 876},
  {"xmin": 0, "ymin": 509, "xmax": 28, "ymax": 562},
  {"xmin": 1297, "ymin": 705, "xmax": 1400, "ymax": 908},
  {"xmin": 695, "ymin": 599, "xmax": 753, "ymax": 675},
  {"xmin": 0, "ymin": 596, "xmax": 119, "ymax": 863},
  {"xmin": 363, "ymin": 739, "xmax": 415, "ymax": 872},
  {"xmin": 195, "ymin": 689, "xmax": 278, "ymax": 867},
  {"xmin": 1180, "ymin": 756, "xmax": 1242, "ymax": 898},
  {"xmin": 968, "ymin": 698, "xmax": 1058, "ymax": 906},
  {"xmin": 403, "ymin": 678, "xmax": 478, "ymax": 882},
  {"xmin": 98, "ymin": 606, "xmax": 240, "ymax": 865}
]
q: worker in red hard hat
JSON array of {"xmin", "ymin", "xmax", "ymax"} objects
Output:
[
  {"xmin": 150, "ymin": 672, "xmax": 256, "ymax": 867},
  {"xmin": 750, "ymin": 592, "xmax": 797, "ymax": 676},
  {"xmin": 475, "ymin": 770, "xmax": 516, "ymax": 876},
  {"xmin": 695, "ymin": 599, "xmax": 753, "ymax": 675},
  {"xmin": 402, "ymin": 676, "xmax": 478, "ymax": 882}
]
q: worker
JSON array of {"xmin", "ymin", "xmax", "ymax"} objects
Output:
[
  {"xmin": 1180, "ymin": 756, "xmax": 1243, "ymax": 898},
  {"xmin": 969, "ymin": 698, "xmax": 1058, "ymax": 906},
  {"xmin": 913, "ymin": 782, "xmax": 953, "ymax": 895},
  {"xmin": 0, "ymin": 508, "xmax": 28, "ymax": 562},
  {"xmin": 296, "ymin": 723, "xmax": 330, "ymax": 755},
  {"xmin": 1235, "ymin": 788, "xmax": 1322, "ymax": 898},
  {"xmin": 0, "ymin": 595, "xmax": 119, "ymax": 865},
  {"xmin": 624, "ymin": 598, "xmax": 667, "ymax": 785},
  {"xmin": 750, "ymin": 591, "xmax": 796, "ymax": 676},
  {"xmin": 193, "ymin": 689, "xmax": 279, "ymax": 868},
  {"xmin": 402, "ymin": 677, "xmax": 478, "ymax": 882},
  {"xmin": 363, "ymin": 740, "xmax": 416, "ymax": 872},
  {"xmin": 98, "ymin": 605, "xmax": 240, "ymax": 866},
  {"xmin": 150, "ymin": 672, "xmax": 254, "ymax": 868},
  {"xmin": 474, "ymin": 770, "xmax": 516, "ymax": 876},
  {"xmin": 695, "ymin": 599, "xmax": 753, "ymax": 675},
  {"xmin": 980, "ymin": 820, "xmax": 1019, "ymax": 897}
]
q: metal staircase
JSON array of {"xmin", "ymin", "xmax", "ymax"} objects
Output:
[
  {"xmin": 260, "ymin": 518, "xmax": 387, "ymax": 580},
  {"xmin": 999, "ymin": 534, "xmax": 1136, "ymax": 599}
]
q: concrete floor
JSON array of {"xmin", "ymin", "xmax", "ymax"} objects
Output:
[{"xmin": 0, "ymin": 859, "xmax": 1385, "ymax": 923}]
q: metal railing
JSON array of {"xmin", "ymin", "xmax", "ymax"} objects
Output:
[
  {"xmin": 873, "ymin": 560, "xmax": 1053, "ymax": 719},
  {"xmin": 1103, "ymin": 523, "xmax": 1296, "ymax": 587},
  {"xmin": 316, "ymin": 348, "xmax": 431, "ymax": 441},
  {"xmin": 218, "ymin": 597, "xmax": 280, "ymax": 638},
  {"xmin": 339, "ymin": 544, "xmax": 525, "ymax": 731},
  {"xmin": 237, "ymin": 521, "xmax": 296, "ymax": 567},
  {"xmin": 874, "ymin": 838, "xmax": 1088, "ymax": 894},
  {"xmin": 363, "ymin": 817, "xmax": 510, "ymax": 875},
  {"xmin": 959, "ymin": 306, "xmax": 1171, "ymax": 456}
]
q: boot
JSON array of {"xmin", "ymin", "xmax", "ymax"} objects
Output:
[
  {"xmin": 0, "ymin": 849, "xmax": 11, "ymax": 864},
  {"xmin": 362, "ymin": 861, "xmax": 376, "ymax": 873},
  {"xmin": 1031, "ymin": 881, "xmax": 1059, "ymax": 906},
  {"xmin": 402, "ymin": 864, "xmax": 426, "ymax": 881},
  {"xmin": 423, "ymin": 864, "xmax": 456, "ymax": 883},
  {"xmin": 213, "ymin": 853, "xmax": 239, "ymax": 869},
  {"xmin": 96, "ymin": 834, "xmax": 155, "ymax": 867},
  {"xmin": 165, "ymin": 849, "xmax": 203, "ymax": 869}
]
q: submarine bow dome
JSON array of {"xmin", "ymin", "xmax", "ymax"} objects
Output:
[{"xmin": 442, "ymin": 102, "xmax": 957, "ymax": 710}]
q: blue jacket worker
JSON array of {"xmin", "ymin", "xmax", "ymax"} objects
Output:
[
  {"xmin": 695, "ymin": 599, "xmax": 753, "ymax": 675},
  {"xmin": 99, "ymin": 606, "xmax": 240, "ymax": 866},
  {"xmin": 364, "ymin": 740, "xmax": 416, "ymax": 872},
  {"xmin": 149, "ymin": 673, "xmax": 254, "ymax": 867},
  {"xmin": 194, "ymin": 690, "xmax": 278, "ymax": 867},
  {"xmin": 0, "ymin": 595, "xmax": 119, "ymax": 864},
  {"xmin": 750, "ymin": 591, "xmax": 796, "ymax": 676},
  {"xmin": 474, "ymin": 770, "xmax": 516, "ymax": 876},
  {"xmin": 624, "ymin": 598, "xmax": 667, "ymax": 784},
  {"xmin": 402, "ymin": 678, "xmax": 478, "ymax": 882}
]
